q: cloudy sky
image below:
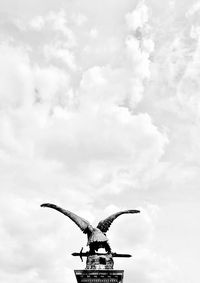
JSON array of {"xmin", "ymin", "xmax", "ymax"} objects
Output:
[{"xmin": 0, "ymin": 0, "xmax": 200, "ymax": 282}]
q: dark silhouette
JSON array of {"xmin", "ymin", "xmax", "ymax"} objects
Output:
[{"xmin": 41, "ymin": 203, "xmax": 140, "ymax": 254}]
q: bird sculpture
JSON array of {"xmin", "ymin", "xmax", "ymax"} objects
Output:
[{"xmin": 41, "ymin": 203, "xmax": 140, "ymax": 255}]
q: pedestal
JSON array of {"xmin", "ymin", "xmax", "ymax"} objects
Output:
[
  {"xmin": 74, "ymin": 254, "xmax": 124, "ymax": 283},
  {"xmin": 74, "ymin": 270, "xmax": 124, "ymax": 283}
]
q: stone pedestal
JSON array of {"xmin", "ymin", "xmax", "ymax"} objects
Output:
[
  {"xmin": 74, "ymin": 270, "xmax": 124, "ymax": 283},
  {"xmin": 74, "ymin": 254, "xmax": 124, "ymax": 283}
]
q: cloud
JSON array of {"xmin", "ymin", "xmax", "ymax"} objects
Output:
[
  {"xmin": 29, "ymin": 16, "xmax": 45, "ymax": 30},
  {"xmin": 71, "ymin": 12, "xmax": 88, "ymax": 27},
  {"xmin": 104, "ymin": 203, "xmax": 159, "ymax": 251},
  {"xmin": 124, "ymin": 248, "xmax": 179, "ymax": 283},
  {"xmin": 15, "ymin": 10, "xmax": 77, "ymax": 46},
  {"xmin": 0, "ymin": 31, "xmax": 168, "ymax": 281},
  {"xmin": 1, "ymin": 1, "xmax": 200, "ymax": 283},
  {"xmin": 103, "ymin": 203, "xmax": 179, "ymax": 283},
  {"xmin": 0, "ymin": 43, "xmax": 34, "ymax": 109},
  {"xmin": 126, "ymin": 1, "xmax": 149, "ymax": 30},
  {"xmin": 37, "ymin": 102, "xmax": 167, "ymax": 194},
  {"xmin": 44, "ymin": 42, "xmax": 77, "ymax": 70},
  {"xmin": 124, "ymin": 2, "xmax": 154, "ymax": 107},
  {"xmin": 186, "ymin": 1, "xmax": 200, "ymax": 17},
  {"xmin": 176, "ymin": 34, "xmax": 200, "ymax": 121}
]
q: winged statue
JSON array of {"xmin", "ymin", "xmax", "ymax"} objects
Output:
[{"xmin": 41, "ymin": 203, "xmax": 140, "ymax": 254}]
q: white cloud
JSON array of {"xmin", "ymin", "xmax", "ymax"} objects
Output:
[
  {"xmin": 29, "ymin": 16, "xmax": 45, "ymax": 30},
  {"xmin": 89, "ymin": 28, "xmax": 98, "ymax": 38},
  {"xmin": 47, "ymin": 10, "xmax": 76, "ymax": 46},
  {"xmin": 44, "ymin": 42, "xmax": 77, "ymax": 70},
  {"xmin": 176, "ymin": 35, "xmax": 200, "ymax": 120},
  {"xmin": 0, "ymin": 44, "xmax": 34, "ymax": 109},
  {"xmin": 186, "ymin": 1, "xmax": 200, "ymax": 17},
  {"xmin": 71, "ymin": 13, "xmax": 87, "ymax": 26},
  {"xmin": 126, "ymin": 1, "xmax": 149, "ymax": 31},
  {"xmin": 36, "ymin": 101, "xmax": 167, "ymax": 193},
  {"xmin": 0, "ymin": 1, "xmax": 200, "ymax": 283},
  {"xmin": 0, "ymin": 36, "xmax": 169, "ymax": 282},
  {"xmin": 124, "ymin": 248, "xmax": 179, "ymax": 283}
]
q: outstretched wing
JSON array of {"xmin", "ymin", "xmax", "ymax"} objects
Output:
[
  {"xmin": 97, "ymin": 209, "xmax": 140, "ymax": 233},
  {"xmin": 41, "ymin": 203, "xmax": 92, "ymax": 234}
]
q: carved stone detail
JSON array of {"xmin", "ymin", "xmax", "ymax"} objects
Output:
[{"xmin": 86, "ymin": 255, "xmax": 114, "ymax": 270}]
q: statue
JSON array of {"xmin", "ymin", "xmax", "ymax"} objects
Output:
[{"xmin": 40, "ymin": 203, "xmax": 140, "ymax": 256}]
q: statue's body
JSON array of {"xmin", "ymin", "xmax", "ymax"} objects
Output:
[{"xmin": 41, "ymin": 203, "xmax": 140, "ymax": 255}]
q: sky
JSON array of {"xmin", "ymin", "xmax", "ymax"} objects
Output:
[{"xmin": 0, "ymin": 0, "xmax": 200, "ymax": 282}]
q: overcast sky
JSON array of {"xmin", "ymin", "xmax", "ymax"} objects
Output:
[{"xmin": 0, "ymin": 0, "xmax": 200, "ymax": 282}]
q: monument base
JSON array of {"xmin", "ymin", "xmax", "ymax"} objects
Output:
[{"xmin": 74, "ymin": 270, "xmax": 124, "ymax": 283}]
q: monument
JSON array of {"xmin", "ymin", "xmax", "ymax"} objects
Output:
[{"xmin": 41, "ymin": 203, "xmax": 140, "ymax": 283}]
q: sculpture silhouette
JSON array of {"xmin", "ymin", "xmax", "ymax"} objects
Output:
[{"xmin": 41, "ymin": 203, "xmax": 140, "ymax": 254}]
